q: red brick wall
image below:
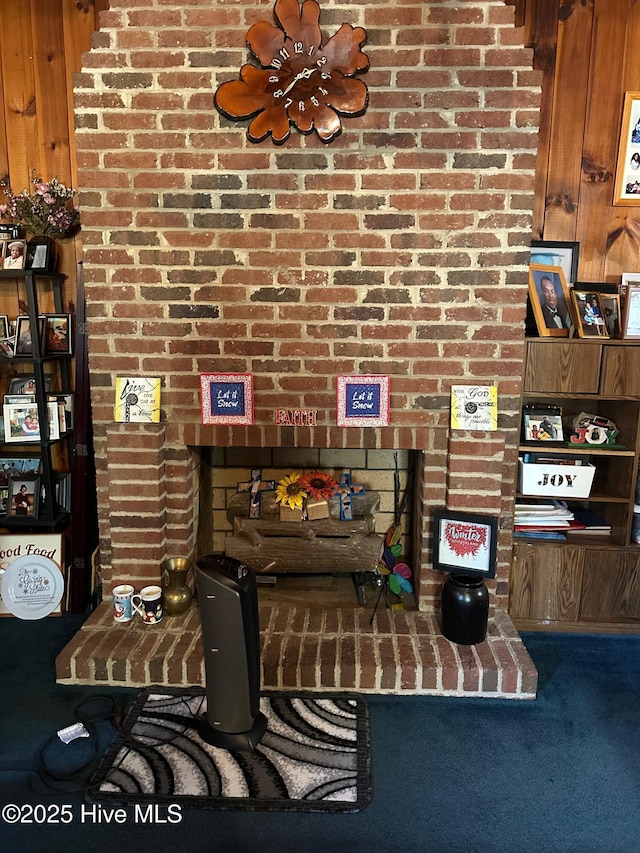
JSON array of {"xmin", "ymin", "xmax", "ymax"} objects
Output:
[{"xmin": 74, "ymin": 0, "xmax": 541, "ymax": 610}]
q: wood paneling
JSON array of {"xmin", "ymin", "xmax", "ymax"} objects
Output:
[
  {"xmin": 523, "ymin": 340, "xmax": 602, "ymax": 393},
  {"xmin": 511, "ymin": 544, "xmax": 584, "ymax": 621},
  {"xmin": 522, "ymin": 0, "xmax": 640, "ymax": 281}
]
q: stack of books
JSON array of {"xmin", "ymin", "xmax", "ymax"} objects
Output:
[
  {"xmin": 514, "ymin": 499, "xmax": 574, "ymax": 540},
  {"xmin": 514, "ymin": 500, "xmax": 612, "ymax": 540}
]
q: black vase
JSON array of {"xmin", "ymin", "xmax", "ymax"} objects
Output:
[{"xmin": 441, "ymin": 573, "xmax": 489, "ymax": 645}]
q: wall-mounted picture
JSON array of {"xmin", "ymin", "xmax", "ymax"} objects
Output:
[
  {"xmin": 432, "ymin": 510, "xmax": 498, "ymax": 578},
  {"xmin": 621, "ymin": 285, "xmax": 640, "ymax": 339},
  {"xmin": 8, "ymin": 476, "xmax": 39, "ymax": 518},
  {"xmin": 14, "ymin": 316, "xmax": 44, "ymax": 357},
  {"xmin": 528, "ymin": 264, "xmax": 574, "ymax": 336},
  {"xmin": 614, "ymin": 91, "xmax": 640, "ymax": 205},
  {"xmin": 336, "ymin": 375, "xmax": 390, "ymax": 427},
  {"xmin": 530, "ymin": 240, "xmax": 579, "ymax": 286},
  {"xmin": 571, "ymin": 290, "xmax": 609, "ymax": 338},
  {"xmin": 42, "ymin": 314, "xmax": 72, "ymax": 355},
  {"xmin": 200, "ymin": 373, "xmax": 254, "ymax": 425}
]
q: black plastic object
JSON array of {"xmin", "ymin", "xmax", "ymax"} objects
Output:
[
  {"xmin": 441, "ymin": 573, "xmax": 489, "ymax": 645},
  {"xmin": 195, "ymin": 554, "xmax": 267, "ymax": 751}
]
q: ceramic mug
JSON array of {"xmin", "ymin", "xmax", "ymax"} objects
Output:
[
  {"xmin": 132, "ymin": 585, "xmax": 163, "ymax": 625},
  {"xmin": 113, "ymin": 583, "xmax": 135, "ymax": 623}
]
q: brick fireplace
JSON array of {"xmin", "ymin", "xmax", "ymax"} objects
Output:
[{"xmin": 60, "ymin": 0, "xmax": 541, "ymax": 695}]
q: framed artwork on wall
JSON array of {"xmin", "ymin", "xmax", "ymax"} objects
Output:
[
  {"xmin": 614, "ymin": 92, "xmax": 640, "ymax": 205},
  {"xmin": 336, "ymin": 375, "xmax": 390, "ymax": 427},
  {"xmin": 200, "ymin": 373, "xmax": 254, "ymax": 425}
]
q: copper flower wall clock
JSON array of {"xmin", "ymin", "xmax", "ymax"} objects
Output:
[{"xmin": 215, "ymin": 0, "xmax": 369, "ymax": 144}]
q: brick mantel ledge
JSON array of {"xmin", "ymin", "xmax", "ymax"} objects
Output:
[{"xmin": 56, "ymin": 602, "xmax": 537, "ymax": 699}]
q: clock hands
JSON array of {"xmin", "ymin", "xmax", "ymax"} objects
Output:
[{"xmin": 282, "ymin": 66, "xmax": 317, "ymax": 95}]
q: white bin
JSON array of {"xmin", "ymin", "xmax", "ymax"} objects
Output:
[{"xmin": 518, "ymin": 459, "xmax": 596, "ymax": 499}]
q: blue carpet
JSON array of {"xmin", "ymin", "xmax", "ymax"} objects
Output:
[{"xmin": 0, "ymin": 613, "xmax": 639, "ymax": 852}]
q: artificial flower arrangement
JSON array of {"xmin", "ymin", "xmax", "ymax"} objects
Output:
[
  {"xmin": 0, "ymin": 172, "xmax": 80, "ymax": 238},
  {"xmin": 275, "ymin": 470, "xmax": 339, "ymax": 521}
]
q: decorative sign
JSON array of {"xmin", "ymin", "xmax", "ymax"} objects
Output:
[
  {"xmin": 432, "ymin": 510, "xmax": 498, "ymax": 578},
  {"xmin": 275, "ymin": 409, "xmax": 318, "ymax": 426},
  {"xmin": 450, "ymin": 385, "xmax": 498, "ymax": 431},
  {"xmin": 0, "ymin": 534, "xmax": 64, "ymax": 617},
  {"xmin": 200, "ymin": 373, "xmax": 254, "ymax": 425},
  {"xmin": 336, "ymin": 375, "xmax": 390, "ymax": 427},
  {"xmin": 114, "ymin": 377, "xmax": 161, "ymax": 423}
]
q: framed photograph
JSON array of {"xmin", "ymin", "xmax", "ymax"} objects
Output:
[
  {"xmin": 523, "ymin": 410, "xmax": 564, "ymax": 442},
  {"xmin": 14, "ymin": 316, "xmax": 44, "ymax": 357},
  {"xmin": 614, "ymin": 92, "xmax": 640, "ymax": 205},
  {"xmin": 0, "ymin": 487, "xmax": 8, "ymax": 515},
  {"xmin": 336, "ymin": 375, "xmax": 390, "ymax": 427},
  {"xmin": 571, "ymin": 290, "xmax": 609, "ymax": 338},
  {"xmin": 528, "ymin": 264, "xmax": 574, "ymax": 336},
  {"xmin": 8, "ymin": 476, "xmax": 39, "ymax": 518},
  {"xmin": 621, "ymin": 285, "xmax": 640, "ymax": 339},
  {"xmin": 200, "ymin": 373, "xmax": 254, "ymax": 425},
  {"xmin": 8, "ymin": 375, "xmax": 51, "ymax": 395},
  {"xmin": 600, "ymin": 293, "xmax": 622, "ymax": 338},
  {"xmin": 0, "ymin": 456, "xmax": 41, "ymax": 486},
  {"xmin": 2, "ymin": 239, "xmax": 26, "ymax": 270},
  {"xmin": 0, "ymin": 315, "xmax": 9, "ymax": 339},
  {"xmin": 25, "ymin": 237, "xmax": 53, "ymax": 272},
  {"xmin": 0, "ymin": 224, "xmax": 21, "ymax": 240},
  {"xmin": 0, "ymin": 337, "xmax": 14, "ymax": 358},
  {"xmin": 42, "ymin": 314, "xmax": 72, "ymax": 355},
  {"xmin": 4, "ymin": 403, "xmax": 41, "ymax": 442},
  {"xmin": 432, "ymin": 510, "xmax": 498, "ymax": 579},
  {"xmin": 530, "ymin": 240, "xmax": 579, "ymax": 286}
]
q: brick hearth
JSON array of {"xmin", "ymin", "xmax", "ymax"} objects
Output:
[{"xmin": 56, "ymin": 601, "xmax": 537, "ymax": 699}]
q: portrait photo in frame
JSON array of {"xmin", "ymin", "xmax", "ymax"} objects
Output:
[
  {"xmin": 614, "ymin": 91, "xmax": 640, "ymax": 205},
  {"xmin": 571, "ymin": 290, "xmax": 609, "ymax": 338},
  {"xmin": 336, "ymin": 375, "xmax": 390, "ymax": 427},
  {"xmin": 3, "ymin": 239, "xmax": 26, "ymax": 270},
  {"xmin": 8, "ymin": 476, "xmax": 40, "ymax": 518},
  {"xmin": 528, "ymin": 264, "xmax": 574, "ymax": 336},
  {"xmin": 200, "ymin": 373, "xmax": 254, "ymax": 425},
  {"xmin": 14, "ymin": 316, "xmax": 44, "ymax": 357},
  {"xmin": 530, "ymin": 240, "xmax": 579, "ymax": 286},
  {"xmin": 42, "ymin": 314, "xmax": 72, "ymax": 355},
  {"xmin": 432, "ymin": 510, "xmax": 498, "ymax": 579}
]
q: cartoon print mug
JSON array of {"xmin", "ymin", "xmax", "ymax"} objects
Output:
[
  {"xmin": 113, "ymin": 584, "xmax": 135, "ymax": 623},
  {"xmin": 132, "ymin": 585, "xmax": 163, "ymax": 624}
]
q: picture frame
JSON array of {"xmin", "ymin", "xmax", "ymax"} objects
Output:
[
  {"xmin": 8, "ymin": 476, "xmax": 39, "ymax": 518},
  {"xmin": 528, "ymin": 264, "xmax": 574, "ymax": 336},
  {"xmin": 200, "ymin": 373, "xmax": 254, "ymax": 425},
  {"xmin": 25, "ymin": 237, "xmax": 53, "ymax": 272},
  {"xmin": 432, "ymin": 510, "xmax": 498, "ymax": 579},
  {"xmin": 621, "ymin": 285, "xmax": 640, "ymax": 339},
  {"xmin": 530, "ymin": 240, "xmax": 579, "ymax": 286},
  {"xmin": 0, "ymin": 224, "xmax": 21, "ymax": 240},
  {"xmin": 0, "ymin": 456, "xmax": 41, "ymax": 486},
  {"xmin": 600, "ymin": 293, "xmax": 622, "ymax": 338},
  {"xmin": 42, "ymin": 314, "xmax": 72, "ymax": 355},
  {"xmin": 571, "ymin": 290, "xmax": 609, "ymax": 338},
  {"xmin": 2, "ymin": 239, "xmax": 26, "ymax": 270},
  {"xmin": 614, "ymin": 92, "xmax": 640, "ymax": 205},
  {"xmin": 0, "ymin": 487, "xmax": 8, "ymax": 515},
  {"xmin": 14, "ymin": 316, "xmax": 44, "ymax": 357},
  {"xmin": 8, "ymin": 375, "xmax": 51, "ymax": 395},
  {"xmin": 0, "ymin": 315, "xmax": 9, "ymax": 339},
  {"xmin": 3, "ymin": 403, "xmax": 41, "ymax": 442},
  {"xmin": 336, "ymin": 375, "xmax": 391, "ymax": 427},
  {"xmin": 522, "ymin": 410, "xmax": 564, "ymax": 442}
]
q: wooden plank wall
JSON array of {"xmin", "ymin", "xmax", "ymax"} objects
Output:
[
  {"xmin": 518, "ymin": 0, "xmax": 640, "ymax": 282},
  {"xmin": 0, "ymin": 0, "xmax": 106, "ymax": 286}
]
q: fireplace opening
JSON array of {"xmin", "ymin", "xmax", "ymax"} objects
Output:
[{"xmin": 194, "ymin": 446, "xmax": 419, "ymax": 610}]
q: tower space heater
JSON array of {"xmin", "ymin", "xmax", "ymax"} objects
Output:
[{"xmin": 195, "ymin": 554, "xmax": 267, "ymax": 751}]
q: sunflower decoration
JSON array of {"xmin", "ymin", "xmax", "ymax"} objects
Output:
[
  {"xmin": 298, "ymin": 471, "xmax": 338, "ymax": 501},
  {"xmin": 275, "ymin": 471, "xmax": 306, "ymax": 510}
]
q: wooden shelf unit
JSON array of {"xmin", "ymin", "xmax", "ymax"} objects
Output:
[{"xmin": 510, "ymin": 338, "xmax": 640, "ymax": 633}]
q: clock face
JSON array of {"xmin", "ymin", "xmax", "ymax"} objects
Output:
[{"xmin": 215, "ymin": 0, "xmax": 369, "ymax": 144}]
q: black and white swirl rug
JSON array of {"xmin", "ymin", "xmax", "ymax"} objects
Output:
[{"xmin": 89, "ymin": 689, "xmax": 371, "ymax": 812}]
